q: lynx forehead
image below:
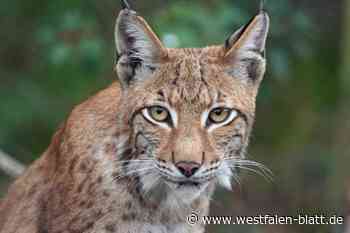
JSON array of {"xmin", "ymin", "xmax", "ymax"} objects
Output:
[{"xmin": 0, "ymin": 1, "xmax": 270, "ymax": 233}]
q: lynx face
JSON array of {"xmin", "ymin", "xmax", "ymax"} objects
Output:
[{"xmin": 114, "ymin": 7, "xmax": 269, "ymax": 202}]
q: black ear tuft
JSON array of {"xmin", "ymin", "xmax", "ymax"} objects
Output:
[
  {"xmin": 121, "ymin": 0, "xmax": 131, "ymax": 10},
  {"xmin": 259, "ymin": 0, "xmax": 266, "ymax": 13}
]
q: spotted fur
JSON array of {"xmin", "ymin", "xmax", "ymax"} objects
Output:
[{"xmin": 0, "ymin": 5, "xmax": 269, "ymax": 233}]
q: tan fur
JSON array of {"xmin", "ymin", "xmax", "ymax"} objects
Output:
[{"xmin": 0, "ymin": 6, "xmax": 269, "ymax": 233}]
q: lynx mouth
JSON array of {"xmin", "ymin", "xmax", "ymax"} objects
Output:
[
  {"xmin": 161, "ymin": 175, "xmax": 208, "ymax": 189},
  {"xmin": 177, "ymin": 181, "xmax": 200, "ymax": 186},
  {"xmin": 171, "ymin": 180, "xmax": 202, "ymax": 189}
]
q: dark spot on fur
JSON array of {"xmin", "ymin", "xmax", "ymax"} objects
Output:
[
  {"xmin": 103, "ymin": 190, "xmax": 110, "ymax": 197},
  {"xmin": 120, "ymin": 148, "xmax": 133, "ymax": 160},
  {"xmin": 108, "ymin": 206, "xmax": 116, "ymax": 212},
  {"xmin": 79, "ymin": 200, "xmax": 86, "ymax": 207},
  {"xmin": 105, "ymin": 224, "xmax": 116, "ymax": 232},
  {"xmin": 86, "ymin": 201, "xmax": 94, "ymax": 209},
  {"xmin": 79, "ymin": 162, "xmax": 87, "ymax": 172},
  {"xmin": 82, "ymin": 221, "xmax": 95, "ymax": 231},
  {"xmin": 125, "ymin": 201, "xmax": 132, "ymax": 209},
  {"xmin": 125, "ymin": 56, "xmax": 142, "ymax": 84},
  {"xmin": 95, "ymin": 209, "xmax": 103, "ymax": 218},
  {"xmin": 121, "ymin": 214, "xmax": 128, "ymax": 221},
  {"xmin": 210, "ymin": 159, "xmax": 219, "ymax": 165},
  {"xmin": 87, "ymin": 182, "xmax": 97, "ymax": 197},
  {"xmin": 126, "ymin": 34, "xmax": 136, "ymax": 47},
  {"xmin": 37, "ymin": 197, "xmax": 49, "ymax": 233},
  {"xmin": 76, "ymin": 164, "xmax": 95, "ymax": 193},
  {"xmin": 27, "ymin": 183, "xmax": 38, "ymax": 197},
  {"xmin": 161, "ymin": 214, "xmax": 170, "ymax": 223},
  {"xmin": 122, "ymin": 212, "xmax": 137, "ymax": 221},
  {"xmin": 157, "ymin": 90, "xmax": 165, "ymax": 98},
  {"xmin": 97, "ymin": 176, "xmax": 103, "ymax": 183},
  {"xmin": 172, "ymin": 61, "xmax": 182, "ymax": 86},
  {"xmin": 68, "ymin": 157, "xmax": 78, "ymax": 174},
  {"xmin": 133, "ymin": 176, "xmax": 142, "ymax": 195},
  {"xmin": 112, "ymin": 171, "xmax": 119, "ymax": 179},
  {"xmin": 242, "ymin": 58, "xmax": 262, "ymax": 81},
  {"xmin": 77, "ymin": 182, "xmax": 84, "ymax": 193}
]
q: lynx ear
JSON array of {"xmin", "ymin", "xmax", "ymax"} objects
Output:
[
  {"xmin": 224, "ymin": 11, "xmax": 269, "ymax": 84},
  {"xmin": 115, "ymin": 8, "xmax": 167, "ymax": 87}
]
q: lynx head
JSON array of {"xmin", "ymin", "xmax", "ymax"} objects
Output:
[{"xmin": 114, "ymin": 2, "xmax": 269, "ymax": 203}]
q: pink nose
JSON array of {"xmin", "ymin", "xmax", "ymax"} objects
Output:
[{"xmin": 175, "ymin": 161, "xmax": 201, "ymax": 177}]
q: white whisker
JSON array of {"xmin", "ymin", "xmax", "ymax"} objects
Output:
[
  {"xmin": 225, "ymin": 158, "xmax": 273, "ymax": 175},
  {"xmin": 233, "ymin": 165, "xmax": 273, "ymax": 182}
]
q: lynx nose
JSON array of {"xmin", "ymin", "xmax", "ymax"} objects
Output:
[{"xmin": 175, "ymin": 161, "xmax": 201, "ymax": 178}]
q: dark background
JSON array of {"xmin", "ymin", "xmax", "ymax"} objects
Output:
[{"xmin": 1, "ymin": 0, "xmax": 349, "ymax": 232}]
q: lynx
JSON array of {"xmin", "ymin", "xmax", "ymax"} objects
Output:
[{"xmin": 0, "ymin": 1, "xmax": 269, "ymax": 233}]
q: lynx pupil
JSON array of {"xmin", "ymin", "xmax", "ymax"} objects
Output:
[{"xmin": 149, "ymin": 106, "xmax": 169, "ymax": 122}]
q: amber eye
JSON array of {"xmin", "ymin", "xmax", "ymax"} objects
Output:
[
  {"xmin": 148, "ymin": 106, "xmax": 169, "ymax": 122},
  {"xmin": 208, "ymin": 108, "xmax": 231, "ymax": 124}
]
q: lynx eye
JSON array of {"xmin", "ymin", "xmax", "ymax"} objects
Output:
[
  {"xmin": 148, "ymin": 106, "xmax": 169, "ymax": 122},
  {"xmin": 209, "ymin": 108, "xmax": 232, "ymax": 123}
]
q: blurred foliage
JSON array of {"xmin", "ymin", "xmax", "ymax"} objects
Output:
[{"xmin": 0, "ymin": 0, "xmax": 347, "ymax": 233}]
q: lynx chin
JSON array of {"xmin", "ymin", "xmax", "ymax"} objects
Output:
[{"xmin": 0, "ymin": 1, "xmax": 270, "ymax": 233}]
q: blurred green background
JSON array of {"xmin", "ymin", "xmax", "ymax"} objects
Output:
[{"xmin": 0, "ymin": 0, "xmax": 349, "ymax": 232}]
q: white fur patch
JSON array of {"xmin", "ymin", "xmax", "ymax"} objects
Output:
[
  {"xmin": 217, "ymin": 162, "xmax": 233, "ymax": 190},
  {"xmin": 164, "ymin": 181, "xmax": 209, "ymax": 206}
]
